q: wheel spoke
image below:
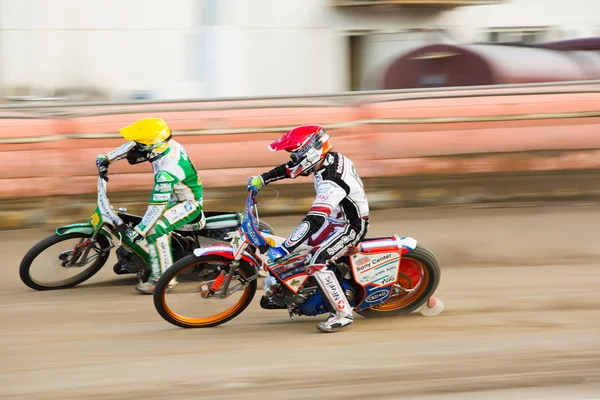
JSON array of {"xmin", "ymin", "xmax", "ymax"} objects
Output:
[
  {"xmin": 155, "ymin": 257, "xmax": 257, "ymax": 328},
  {"xmin": 21, "ymin": 233, "xmax": 110, "ymax": 290}
]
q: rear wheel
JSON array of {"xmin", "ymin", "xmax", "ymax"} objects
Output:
[
  {"xmin": 19, "ymin": 232, "xmax": 111, "ymax": 291},
  {"xmin": 357, "ymin": 245, "xmax": 440, "ymax": 318},
  {"xmin": 153, "ymin": 255, "xmax": 257, "ymax": 328}
]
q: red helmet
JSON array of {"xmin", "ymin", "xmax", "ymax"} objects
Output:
[{"xmin": 268, "ymin": 125, "xmax": 332, "ymax": 178}]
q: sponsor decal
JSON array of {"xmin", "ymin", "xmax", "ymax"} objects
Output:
[
  {"xmin": 371, "ymin": 254, "xmax": 392, "ymax": 265},
  {"xmin": 98, "ymin": 193, "xmax": 111, "ymax": 216},
  {"xmin": 157, "ymin": 238, "xmax": 172, "ymax": 272},
  {"xmin": 89, "ymin": 212, "xmax": 100, "ymax": 227},
  {"xmin": 336, "ymin": 299, "xmax": 346, "ymax": 311},
  {"xmin": 280, "ymin": 265, "xmax": 305, "ymax": 280},
  {"xmin": 265, "ymin": 237, "xmax": 275, "ymax": 247},
  {"xmin": 336, "ymin": 155, "xmax": 344, "ymax": 174},
  {"xmin": 243, "ymin": 219, "xmax": 262, "ymax": 246},
  {"xmin": 156, "ymin": 172, "xmax": 173, "ymax": 183},
  {"xmin": 355, "ymin": 254, "xmax": 394, "ymax": 273},
  {"xmin": 326, "ymin": 230, "xmax": 357, "ymax": 256},
  {"xmin": 324, "ymin": 275, "xmax": 342, "ymax": 302},
  {"xmin": 356, "ymin": 263, "xmax": 372, "ymax": 272},
  {"xmin": 154, "ymin": 183, "xmax": 171, "ymax": 192},
  {"xmin": 358, "ymin": 262, "xmax": 399, "ymax": 285},
  {"xmin": 355, "ymin": 257, "xmax": 369, "ymax": 267},
  {"xmin": 284, "ymin": 274, "xmax": 307, "ymax": 292},
  {"xmin": 316, "ymin": 193, "xmax": 329, "ymax": 202},
  {"xmin": 165, "ymin": 209, "xmax": 181, "ymax": 224},
  {"xmin": 141, "ymin": 205, "xmax": 163, "ymax": 228},
  {"xmin": 231, "ymin": 235, "xmax": 241, "ymax": 248},
  {"xmin": 365, "ymin": 290, "xmax": 388, "ymax": 303},
  {"xmin": 380, "ymin": 275, "xmax": 395, "ymax": 285},
  {"xmin": 286, "ymin": 222, "xmax": 309, "ymax": 246},
  {"xmin": 183, "ymin": 202, "xmax": 194, "ymax": 212},
  {"xmin": 152, "ymin": 193, "xmax": 171, "ymax": 202}
]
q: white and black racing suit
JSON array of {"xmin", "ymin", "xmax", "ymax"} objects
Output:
[{"xmin": 259, "ymin": 152, "xmax": 369, "ymax": 319}]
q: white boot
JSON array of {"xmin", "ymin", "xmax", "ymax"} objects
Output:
[{"xmin": 311, "ymin": 265, "xmax": 354, "ymax": 333}]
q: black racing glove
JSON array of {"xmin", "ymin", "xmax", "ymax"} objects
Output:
[{"xmin": 96, "ymin": 155, "xmax": 109, "ymax": 181}]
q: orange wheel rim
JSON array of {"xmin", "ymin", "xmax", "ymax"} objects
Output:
[
  {"xmin": 374, "ymin": 257, "xmax": 430, "ymax": 312},
  {"xmin": 160, "ymin": 262, "xmax": 252, "ymax": 326}
]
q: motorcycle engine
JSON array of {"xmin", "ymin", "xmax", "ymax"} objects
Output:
[
  {"xmin": 260, "ymin": 276, "xmax": 319, "ymax": 311},
  {"xmin": 260, "ymin": 275, "xmax": 356, "ymax": 317},
  {"xmin": 115, "ymin": 246, "xmax": 145, "ymax": 273}
]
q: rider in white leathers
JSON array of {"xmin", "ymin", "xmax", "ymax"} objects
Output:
[{"xmin": 247, "ymin": 125, "xmax": 369, "ymax": 333}]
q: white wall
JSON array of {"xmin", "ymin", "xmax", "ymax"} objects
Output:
[
  {"xmin": 439, "ymin": 0, "xmax": 600, "ymax": 43},
  {"xmin": 210, "ymin": 0, "xmax": 443, "ymax": 96},
  {"xmin": 0, "ymin": 0, "xmax": 598, "ymax": 100},
  {"xmin": 0, "ymin": 0, "xmax": 198, "ymax": 98},
  {"xmin": 0, "ymin": 0, "xmax": 444, "ymax": 99}
]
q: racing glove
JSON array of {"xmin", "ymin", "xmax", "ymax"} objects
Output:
[
  {"xmin": 247, "ymin": 175, "xmax": 265, "ymax": 192},
  {"xmin": 96, "ymin": 155, "xmax": 110, "ymax": 182}
]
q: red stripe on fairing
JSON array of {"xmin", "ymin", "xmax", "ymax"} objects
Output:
[
  {"xmin": 310, "ymin": 205, "xmax": 332, "ymax": 215},
  {"xmin": 360, "ymin": 239, "xmax": 400, "ymax": 253},
  {"xmin": 360, "ymin": 246, "xmax": 399, "ymax": 254},
  {"xmin": 280, "ymin": 272, "xmax": 308, "ymax": 282}
]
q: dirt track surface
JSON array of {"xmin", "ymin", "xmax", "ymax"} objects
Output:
[{"xmin": 2, "ymin": 205, "xmax": 600, "ymax": 399}]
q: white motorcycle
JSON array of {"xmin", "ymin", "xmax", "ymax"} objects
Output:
[{"xmin": 153, "ymin": 190, "xmax": 443, "ymax": 328}]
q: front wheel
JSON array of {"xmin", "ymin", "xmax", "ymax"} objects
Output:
[
  {"xmin": 258, "ymin": 221, "xmax": 275, "ymax": 235},
  {"xmin": 357, "ymin": 245, "xmax": 441, "ymax": 318},
  {"xmin": 153, "ymin": 255, "xmax": 257, "ymax": 328},
  {"xmin": 19, "ymin": 232, "xmax": 111, "ymax": 291}
]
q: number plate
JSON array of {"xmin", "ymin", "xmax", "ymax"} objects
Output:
[{"xmin": 350, "ymin": 252, "xmax": 401, "ymax": 287}]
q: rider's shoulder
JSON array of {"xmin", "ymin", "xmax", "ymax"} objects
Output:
[
  {"xmin": 320, "ymin": 152, "xmax": 350, "ymax": 177},
  {"xmin": 153, "ymin": 154, "xmax": 184, "ymax": 181}
]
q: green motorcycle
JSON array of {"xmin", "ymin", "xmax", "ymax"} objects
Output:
[{"xmin": 19, "ymin": 177, "xmax": 274, "ymax": 291}]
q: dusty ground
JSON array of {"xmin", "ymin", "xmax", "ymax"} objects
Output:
[{"xmin": 2, "ymin": 204, "xmax": 600, "ymax": 399}]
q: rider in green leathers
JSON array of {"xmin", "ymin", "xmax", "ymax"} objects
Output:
[{"xmin": 95, "ymin": 117, "xmax": 205, "ymax": 294}]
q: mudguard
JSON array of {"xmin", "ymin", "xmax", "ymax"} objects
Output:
[
  {"xmin": 56, "ymin": 223, "xmax": 113, "ymax": 240},
  {"xmin": 192, "ymin": 245, "xmax": 263, "ymax": 275},
  {"xmin": 397, "ymin": 235, "xmax": 418, "ymax": 254}
]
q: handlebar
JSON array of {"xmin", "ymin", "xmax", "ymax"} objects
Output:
[{"xmin": 241, "ymin": 190, "xmax": 270, "ymax": 254}]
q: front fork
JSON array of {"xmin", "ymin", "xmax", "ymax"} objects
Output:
[
  {"xmin": 199, "ymin": 260, "xmax": 261, "ymax": 299},
  {"xmin": 200, "ymin": 261, "xmax": 240, "ymax": 298},
  {"xmin": 61, "ymin": 230, "xmax": 114, "ymax": 268}
]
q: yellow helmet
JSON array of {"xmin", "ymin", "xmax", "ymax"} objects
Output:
[{"xmin": 119, "ymin": 118, "xmax": 172, "ymax": 151}]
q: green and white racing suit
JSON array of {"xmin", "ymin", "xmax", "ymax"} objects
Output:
[{"xmin": 104, "ymin": 139, "xmax": 204, "ymax": 280}]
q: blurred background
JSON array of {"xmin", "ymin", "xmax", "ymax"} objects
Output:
[
  {"xmin": 2, "ymin": 1, "xmax": 600, "ymax": 400},
  {"xmin": 1, "ymin": 0, "xmax": 599, "ymax": 101}
]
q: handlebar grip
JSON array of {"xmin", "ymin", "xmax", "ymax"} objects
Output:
[{"xmin": 250, "ymin": 188, "xmax": 259, "ymax": 202}]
